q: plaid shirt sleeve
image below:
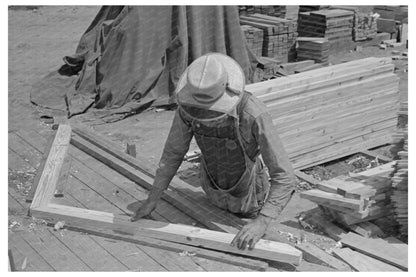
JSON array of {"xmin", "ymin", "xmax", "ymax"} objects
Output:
[
  {"xmin": 153, "ymin": 109, "xmax": 193, "ymax": 190},
  {"xmin": 253, "ymin": 112, "xmax": 297, "ymax": 219}
]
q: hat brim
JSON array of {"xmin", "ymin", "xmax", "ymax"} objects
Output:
[{"xmin": 176, "ymin": 53, "xmax": 245, "ymax": 114}]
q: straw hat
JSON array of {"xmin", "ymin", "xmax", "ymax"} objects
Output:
[{"xmin": 176, "ymin": 53, "xmax": 245, "ymax": 115}]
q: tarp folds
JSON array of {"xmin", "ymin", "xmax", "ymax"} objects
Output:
[{"xmin": 31, "ymin": 6, "xmax": 255, "ymax": 123}]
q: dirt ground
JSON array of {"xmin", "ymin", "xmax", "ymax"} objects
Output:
[{"xmin": 8, "ymin": 6, "xmax": 408, "ymax": 252}]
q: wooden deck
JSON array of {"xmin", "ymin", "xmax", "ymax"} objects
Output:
[{"xmin": 8, "ymin": 127, "xmax": 267, "ymax": 271}]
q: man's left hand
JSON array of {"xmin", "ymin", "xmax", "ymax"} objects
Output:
[{"xmin": 231, "ymin": 214, "xmax": 272, "ymax": 250}]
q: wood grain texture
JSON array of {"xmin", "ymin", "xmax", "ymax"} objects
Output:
[
  {"xmin": 25, "ymin": 133, "xmax": 56, "ymax": 203},
  {"xmin": 332, "ymin": 248, "xmax": 402, "ymax": 271},
  {"xmin": 340, "ymin": 232, "xmax": 408, "ymax": 270},
  {"xmin": 295, "ymin": 242, "xmax": 351, "ymax": 271},
  {"xmin": 30, "ymin": 125, "xmax": 72, "ymax": 210},
  {"xmin": 31, "ymin": 204, "xmax": 301, "ymax": 265}
]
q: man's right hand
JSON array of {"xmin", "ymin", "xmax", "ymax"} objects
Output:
[{"xmin": 130, "ymin": 200, "xmax": 157, "ymax": 222}]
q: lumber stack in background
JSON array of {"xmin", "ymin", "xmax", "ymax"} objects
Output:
[
  {"xmin": 241, "ymin": 25, "xmax": 264, "ymax": 57},
  {"xmin": 297, "ymin": 9, "xmax": 354, "ymax": 46},
  {"xmin": 245, "ymin": 57, "xmax": 400, "ymax": 169},
  {"xmin": 328, "ymin": 6, "xmax": 378, "ymax": 41},
  {"xmin": 239, "ymin": 5, "xmax": 287, "ymax": 18},
  {"xmin": 301, "ymin": 174, "xmax": 393, "ymax": 226},
  {"xmin": 390, "ymin": 101, "xmax": 408, "ymax": 242},
  {"xmin": 239, "ymin": 14, "xmax": 297, "ymax": 62},
  {"xmin": 296, "ymin": 37, "xmax": 329, "ymax": 65}
]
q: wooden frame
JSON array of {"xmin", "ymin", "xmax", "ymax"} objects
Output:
[{"xmin": 29, "ymin": 125, "xmax": 302, "ymax": 267}]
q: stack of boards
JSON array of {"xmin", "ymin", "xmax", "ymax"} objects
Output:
[
  {"xmin": 245, "ymin": 57, "xmax": 400, "ymax": 169},
  {"xmin": 329, "ymin": 6, "xmax": 378, "ymax": 41},
  {"xmin": 239, "ymin": 6, "xmax": 286, "ymax": 18},
  {"xmin": 298, "ymin": 9, "xmax": 354, "ymax": 45},
  {"xmin": 353, "ymin": 12, "xmax": 378, "ymax": 41},
  {"xmin": 240, "ymin": 14, "xmax": 297, "ymax": 62},
  {"xmin": 390, "ymin": 101, "xmax": 408, "ymax": 240},
  {"xmin": 241, "ymin": 25, "xmax": 264, "ymax": 57},
  {"xmin": 296, "ymin": 37, "xmax": 329, "ymax": 65},
  {"xmin": 300, "ymin": 174, "xmax": 393, "ymax": 225}
]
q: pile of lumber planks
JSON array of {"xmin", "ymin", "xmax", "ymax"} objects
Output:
[
  {"xmin": 353, "ymin": 12, "xmax": 378, "ymax": 41},
  {"xmin": 300, "ymin": 174, "xmax": 393, "ymax": 226},
  {"xmin": 239, "ymin": 14, "xmax": 297, "ymax": 62},
  {"xmin": 298, "ymin": 5, "xmax": 324, "ymax": 13},
  {"xmin": 296, "ymin": 37, "xmax": 329, "ymax": 65},
  {"xmin": 245, "ymin": 57, "xmax": 400, "ymax": 169},
  {"xmin": 298, "ymin": 9, "xmax": 354, "ymax": 45},
  {"xmin": 241, "ymin": 25, "xmax": 264, "ymax": 57},
  {"xmin": 328, "ymin": 6, "xmax": 378, "ymax": 41},
  {"xmin": 239, "ymin": 6, "xmax": 286, "ymax": 18},
  {"xmin": 390, "ymin": 102, "xmax": 408, "ymax": 240}
]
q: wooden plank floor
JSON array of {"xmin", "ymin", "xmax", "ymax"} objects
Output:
[{"xmin": 8, "ymin": 128, "xmax": 260, "ymax": 271}]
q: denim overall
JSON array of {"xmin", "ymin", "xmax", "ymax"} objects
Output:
[{"xmin": 181, "ymin": 93, "xmax": 270, "ymax": 217}]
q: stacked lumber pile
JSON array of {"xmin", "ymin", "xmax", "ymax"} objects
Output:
[
  {"xmin": 241, "ymin": 25, "xmax": 264, "ymax": 57},
  {"xmin": 296, "ymin": 37, "xmax": 329, "ymax": 65},
  {"xmin": 239, "ymin": 6, "xmax": 286, "ymax": 18},
  {"xmin": 298, "ymin": 6, "xmax": 323, "ymax": 13},
  {"xmin": 329, "ymin": 6, "xmax": 378, "ymax": 41},
  {"xmin": 300, "ymin": 174, "xmax": 393, "ymax": 226},
  {"xmin": 298, "ymin": 9, "xmax": 354, "ymax": 45},
  {"xmin": 245, "ymin": 57, "xmax": 400, "ymax": 169},
  {"xmin": 353, "ymin": 12, "xmax": 378, "ymax": 41},
  {"xmin": 390, "ymin": 102, "xmax": 408, "ymax": 240},
  {"xmin": 239, "ymin": 14, "xmax": 297, "ymax": 62}
]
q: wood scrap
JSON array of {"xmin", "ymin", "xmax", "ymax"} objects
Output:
[{"xmin": 340, "ymin": 232, "xmax": 407, "ymax": 270}]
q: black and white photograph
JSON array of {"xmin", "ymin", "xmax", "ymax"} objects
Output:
[{"xmin": 7, "ymin": 2, "xmax": 409, "ymax": 272}]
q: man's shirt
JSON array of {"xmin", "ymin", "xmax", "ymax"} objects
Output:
[{"xmin": 153, "ymin": 92, "xmax": 297, "ymax": 219}]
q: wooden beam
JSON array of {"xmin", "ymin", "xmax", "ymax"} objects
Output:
[
  {"xmin": 70, "ymin": 131, "xmax": 242, "ymax": 233},
  {"xmin": 29, "ymin": 125, "xmax": 72, "ymax": 211},
  {"xmin": 332, "ymin": 248, "xmax": 402, "ymax": 272},
  {"xmin": 294, "ymin": 170, "xmax": 320, "ymax": 186},
  {"xmin": 25, "ymin": 132, "xmax": 56, "ymax": 203},
  {"xmin": 30, "ymin": 204, "xmax": 302, "ymax": 265},
  {"xmin": 340, "ymin": 232, "xmax": 408, "ymax": 270},
  {"xmin": 64, "ymin": 226, "xmax": 269, "ymax": 271},
  {"xmin": 300, "ymin": 190, "xmax": 364, "ymax": 211},
  {"xmin": 54, "ymin": 152, "xmax": 72, "ymax": 197}
]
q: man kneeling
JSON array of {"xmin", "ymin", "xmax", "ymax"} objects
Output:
[{"xmin": 131, "ymin": 53, "xmax": 296, "ymax": 250}]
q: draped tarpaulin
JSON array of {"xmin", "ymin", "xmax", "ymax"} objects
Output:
[{"xmin": 31, "ymin": 6, "xmax": 257, "ymax": 123}]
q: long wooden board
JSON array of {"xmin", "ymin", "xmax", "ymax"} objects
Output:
[
  {"xmin": 29, "ymin": 125, "xmax": 72, "ymax": 211},
  {"xmin": 340, "ymin": 232, "xmax": 408, "ymax": 270},
  {"xmin": 333, "ymin": 248, "xmax": 402, "ymax": 271},
  {"xmin": 31, "ymin": 204, "xmax": 302, "ymax": 265}
]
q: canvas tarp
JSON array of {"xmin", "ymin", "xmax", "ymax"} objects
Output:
[{"xmin": 30, "ymin": 6, "xmax": 257, "ymax": 123}]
